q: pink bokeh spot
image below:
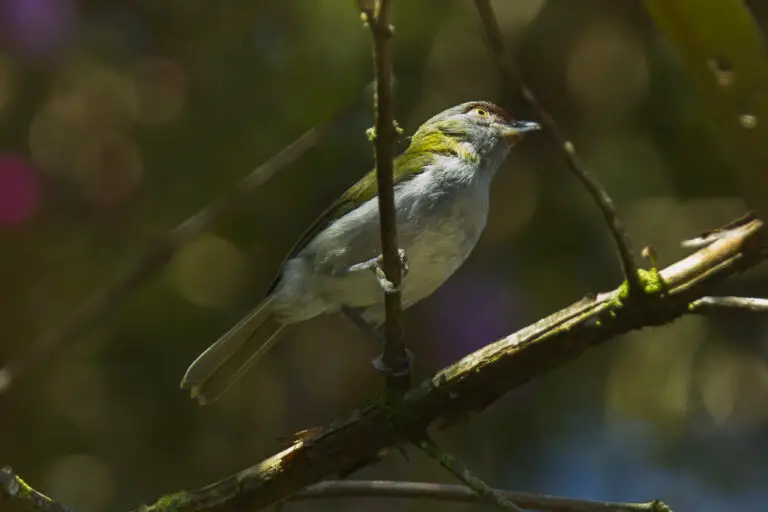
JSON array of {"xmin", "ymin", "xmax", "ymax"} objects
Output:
[{"xmin": 0, "ymin": 156, "xmax": 41, "ymax": 226}]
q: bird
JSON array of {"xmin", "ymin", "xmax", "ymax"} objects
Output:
[{"xmin": 180, "ymin": 100, "xmax": 540, "ymax": 404}]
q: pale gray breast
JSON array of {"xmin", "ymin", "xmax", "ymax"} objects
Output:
[
  {"xmin": 396, "ymin": 165, "xmax": 491, "ymax": 307},
  {"xmin": 274, "ymin": 158, "xmax": 493, "ymax": 323}
]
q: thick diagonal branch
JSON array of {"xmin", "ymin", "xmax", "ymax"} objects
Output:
[
  {"xmin": 473, "ymin": 0, "xmax": 642, "ymax": 295},
  {"xmin": 124, "ymin": 217, "xmax": 763, "ymax": 511}
]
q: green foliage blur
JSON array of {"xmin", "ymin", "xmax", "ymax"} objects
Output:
[{"xmin": 1, "ymin": 1, "xmax": 767, "ymax": 511}]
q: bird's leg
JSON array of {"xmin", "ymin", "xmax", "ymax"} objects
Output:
[
  {"xmin": 341, "ymin": 306, "xmax": 385, "ymax": 347},
  {"xmin": 373, "ymin": 248, "xmax": 408, "ymax": 293},
  {"xmin": 331, "ymin": 249, "xmax": 409, "ymax": 294},
  {"xmin": 340, "ymin": 306, "xmax": 414, "ymax": 375}
]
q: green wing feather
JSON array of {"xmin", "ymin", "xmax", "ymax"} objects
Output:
[{"xmin": 267, "ymin": 124, "xmax": 464, "ymax": 294}]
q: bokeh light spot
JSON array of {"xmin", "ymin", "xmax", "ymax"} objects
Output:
[
  {"xmin": 74, "ymin": 132, "xmax": 144, "ymax": 208},
  {"xmin": 697, "ymin": 346, "xmax": 768, "ymax": 431},
  {"xmin": 171, "ymin": 234, "xmax": 251, "ymax": 310},
  {"xmin": 492, "ymin": 0, "xmax": 546, "ymax": 31},
  {"xmin": 30, "ymin": 94, "xmax": 91, "ymax": 177},
  {"xmin": 53, "ymin": 60, "xmax": 139, "ymax": 127},
  {"xmin": 567, "ymin": 22, "xmax": 648, "ymax": 120},
  {"xmin": 30, "ymin": 61, "xmax": 140, "ymax": 182},
  {"xmin": 133, "ymin": 57, "xmax": 187, "ymax": 125},
  {"xmin": 606, "ymin": 317, "xmax": 705, "ymax": 426},
  {"xmin": 584, "ymin": 132, "xmax": 669, "ymax": 202},
  {"xmin": 416, "ymin": 2, "xmax": 499, "ymax": 120},
  {"xmin": 44, "ymin": 454, "xmax": 113, "ymax": 512},
  {"xmin": 0, "ymin": 155, "xmax": 41, "ymax": 226},
  {"xmin": 44, "ymin": 356, "xmax": 110, "ymax": 432},
  {"xmin": 739, "ymin": 113, "xmax": 757, "ymax": 129}
]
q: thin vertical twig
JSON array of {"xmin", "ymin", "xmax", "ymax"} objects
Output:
[
  {"xmin": 361, "ymin": 0, "xmax": 411, "ymax": 394},
  {"xmin": 0, "ymin": 86, "xmax": 372, "ymax": 395},
  {"xmin": 473, "ymin": 0, "xmax": 643, "ymax": 295}
]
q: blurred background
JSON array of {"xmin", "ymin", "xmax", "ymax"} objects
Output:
[{"xmin": 1, "ymin": 1, "xmax": 768, "ymax": 511}]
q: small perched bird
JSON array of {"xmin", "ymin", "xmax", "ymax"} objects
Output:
[{"xmin": 181, "ymin": 101, "xmax": 539, "ymax": 404}]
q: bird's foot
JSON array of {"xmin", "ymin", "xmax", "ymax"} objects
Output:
[
  {"xmin": 373, "ymin": 248, "xmax": 408, "ymax": 294},
  {"xmin": 334, "ymin": 249, "xmax": 408, "ymax": 294},
  {"xmin": 340, "ymin": 308, "xmax": 413, "ymax": 377}
]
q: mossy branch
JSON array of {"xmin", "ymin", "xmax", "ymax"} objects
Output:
[
  {"xmin": 10, "ymin": 211, "xmax": 755, "ymax": 511},
  {"xmin": 115, "ymin": 216, "xmax": 761, "ymax": 511},
  {"xmin": 9, "ymin": 215, "xmax": 757, "ymax": 511},
  {"xmin": 1, "ymin": 467, "xmax": 73, "ymax": 512}
]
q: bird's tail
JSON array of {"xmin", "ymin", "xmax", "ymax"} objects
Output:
[{"xmin": 180, "ymin": 297, "xmax": 285, "ymax": 405}]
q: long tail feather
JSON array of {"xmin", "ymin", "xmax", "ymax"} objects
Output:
[{"xmin": 180, "ymin": 298, "xmax": 285, "ymax": 405}]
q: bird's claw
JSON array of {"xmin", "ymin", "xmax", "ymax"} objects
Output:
[
  {"xmin": 374, "ymin": 267, "xmax": 400, "ymax": 294},
  {"xmin": 373, "ymin": 248, "xmax": 408, "ymax": 294}
]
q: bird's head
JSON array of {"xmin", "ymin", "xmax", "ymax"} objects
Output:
[{"xmin": 410, "ymin": 101, "xmax": 539, "ymax": 166}]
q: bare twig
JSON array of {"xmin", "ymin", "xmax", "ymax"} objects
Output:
[
  {"xmin": 0, "ymin": 469, "xmax": 674, "ymax": 512},
  {"xmin": 294, "ymin": 480, "xmax": 671, "ymax": 512},
  {"xmin": 416, "ymin": 437, "xmax": 524, "ymax": 511},
  {"xmin": 1, "ymin": 467, "xmax": 72, "ymax": 512},
  {"xmin": 0, "ymin": 86, "xmax": 372, "ymax": 395},
  {"xmin": 688, "ymin": 296, "xmax": 768, "ymax": 314},
  {"xmin": 361, "ymin": 0, "xmax": 410, "ymax": 393},
  {"xmin": 472, "ymin": 0, "xmax": 642, "ymax": 295},
  {"xmin": 119, "ymin": 217, "xmax": 762, "ymax": 511}
]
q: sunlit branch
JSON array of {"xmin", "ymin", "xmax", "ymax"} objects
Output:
[
  {"xmin": 689, "ymin": 296, "xmax": 768, "ymax": 314},
  {"xmin": 124, "ymin": 216, "xmax": 762, "ymax": 511}
]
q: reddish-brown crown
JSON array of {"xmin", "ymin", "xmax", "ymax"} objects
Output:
[{"xmin": 461, "ymin": 101, "xmax": 512, "ymax": 122}]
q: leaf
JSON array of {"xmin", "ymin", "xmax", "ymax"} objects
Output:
[{"xmin": 643, "ymin": 0, "xmax": 768, "ymax": 219}]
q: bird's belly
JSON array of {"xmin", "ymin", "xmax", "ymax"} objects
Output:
[
  {"xmin": 325, "ymin": 195, "xmax": 488, "ymax": 316},
  {"xmin": 399, "ymin": 219, "xmax": 482, "ymax": 306},
  {"xmin": 272, "ymin": 176, "xmax": 490, "ymax": 323},
  {"xmin": 314, "ymin": 220, "xmax": 482, "ymax": 315}
]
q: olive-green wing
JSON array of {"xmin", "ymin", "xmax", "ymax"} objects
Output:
[{"xmin": 266, "ymin": 151, "xmax": 433, "ymax": 294}]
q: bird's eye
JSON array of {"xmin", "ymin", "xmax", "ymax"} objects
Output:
[{"xmin": 474, "ymin": 108, "xmax": 488, "ymax": 117}]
